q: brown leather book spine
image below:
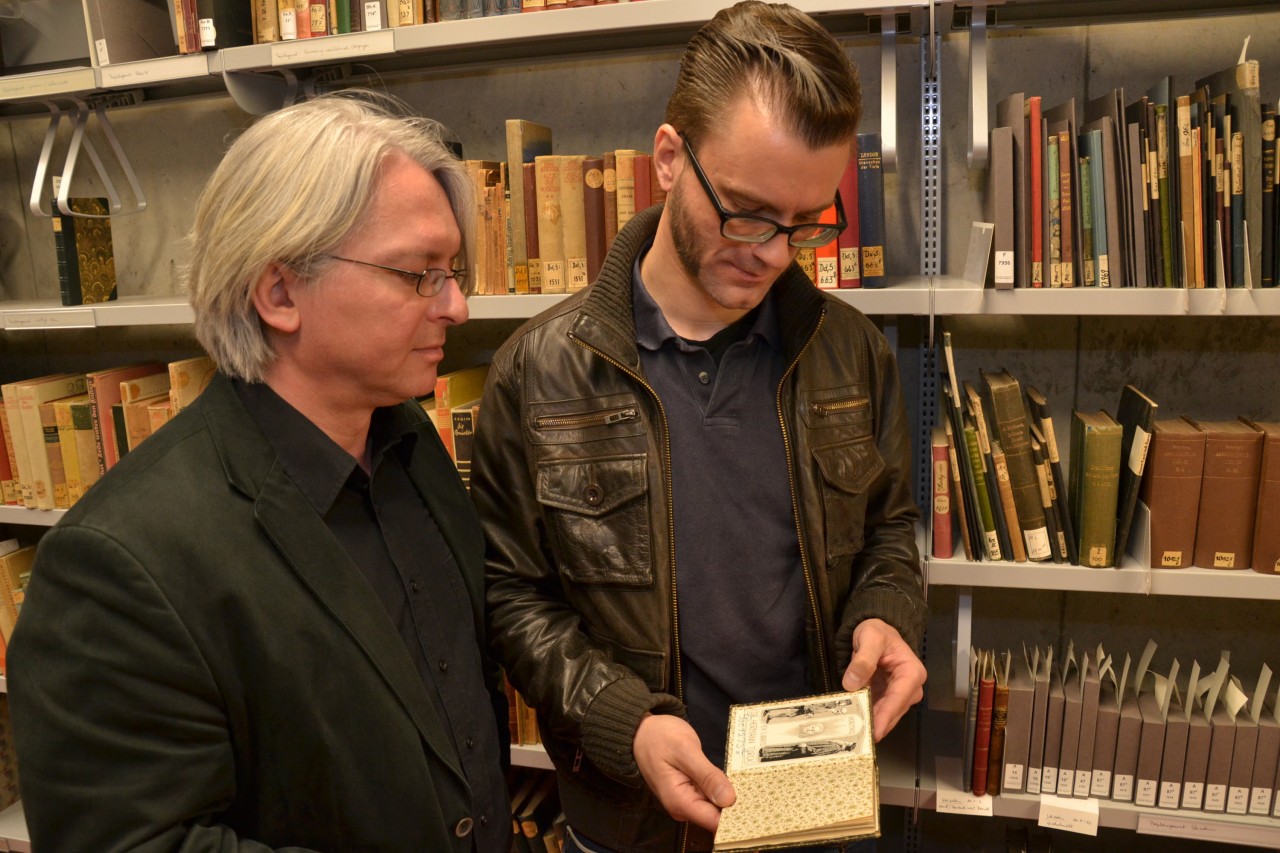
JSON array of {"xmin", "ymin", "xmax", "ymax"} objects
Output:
[
  {"xmin": 1249, "ymin": 422, "xmax": 1280, "ymax": 573},
  {"xmin": 1141, "ymin": 419, "xmax": 1206, "ymax": 568},
  {"xmin": 1193, "ymin": 420, "xmax": 1264, "ymax": 569},
  {"xmin": 522, "ymin": 163, "xmax": 541, "ymax": 294},
  {"xmin": 582, "ymin": 157, "xmax": 606, "ymax": 285},
  {"xmin": 973, "ymin": 668, "xmax": 996, "ymax": 796},
  {"xmin": 602, "ymin": 151, "xmax": 618, "ymax": 249},
  {"xmin": 986, "ymin": 681, "xmax": 1011, "ymax": 796}
]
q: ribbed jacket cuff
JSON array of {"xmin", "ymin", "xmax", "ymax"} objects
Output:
[
  {"xmin": 580, "ymin": 675, "xmax": 684, "ymax": 784},
  {"xmin": 837, "ymin": 586, "xmax": 928, "ymax": 667}
]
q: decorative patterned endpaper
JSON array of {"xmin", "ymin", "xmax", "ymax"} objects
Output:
[
  {"xmin": 714, "ymin": 690, "xmax": 879, "ymax": 851},
  {"xmin": 68, "ymin": 198, "xmax": 117, "ymax": 304}
]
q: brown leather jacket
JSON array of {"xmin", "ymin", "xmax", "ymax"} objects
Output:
[{"xmin": 472, "ymin": 205, "xmax": 925, "ymax": 853}]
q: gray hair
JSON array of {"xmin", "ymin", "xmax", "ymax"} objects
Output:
[
  {"xmin": 665, "ymin": 1, "xmax": 861, "ymax": 150},
  {"xmin": 187, "ymin": 90, "xmax": 472, "ymax": 382}
]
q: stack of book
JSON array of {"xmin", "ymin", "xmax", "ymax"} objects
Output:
[
  {"xmin": 983, "ymin": 55, "xmax": 1279, "ymax": 289},
  {"xmin": 0, "ymin": 356, "xmax": 215, "ymax": 512}
]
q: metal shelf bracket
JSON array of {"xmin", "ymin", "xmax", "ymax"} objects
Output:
[{"xmin": 28, "ymin": 96, "xmax": 147, "ymax": 219}]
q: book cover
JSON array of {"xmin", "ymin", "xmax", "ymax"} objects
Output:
[
  {"xmin": 15, "ymin": 373, "xmax": 88, "ymax": 510},
  {"xmin": 962, "ymin": 649, "xmax": 980, "ymax": 791},
  {"xmin": 943, "ymin": 420, "xmax": 974, "ymax": 561},
  {"xmin": 1026, "ymin": 646, "xmax": 1051, "ymax": 794},
  {"xmin": 1002, "ymin": 649, "xmax": 1035, "ymax": 793},
  {"xmin": 1140, "ymin": 418, "xmax": 1206, "ymax": 568},
  {"xmin": 582, "ymin": 157, "xmax": 607, "ymax": 285},
  {"xmin": 434, "ymin": 365, "xmax": 489, "ymax": 460},
  {"xmin": 1246, "ymin": 421, "xmax": 1280, "ymax": 573},
  {"xmin": 1026, "ymin": 386, "xmax": 1077, "ymax": 564},
  {"xmin": 534, "ymin": 155, "xmax": 566, "ymax": 295},
  {"xmin": 85, "ymin": 364, "xmax": 164, "ymax": 474},
  {"xmin": 986, "ymin": 125, "xmax": 1015, "ymax": 290},
  {"xmin": 633, "ymin": 152, "xmax": 652, "ymax": 213},
  {"xmin": 559, "ymin": 154, "xmax": 588, "ymax": 293},
  {"xmin": 1041, "ymin": 664, "xmax": 1064, "ymax": 794},
  {"xmin": 1112, "ymin": 385, "xmax": 1157, "ymax": 564},
  {"xmin": 989, "ymin": 441, "xmax": 1024, "ymax": 563},
  {"xmin": 855, "ymin": 132, "xmax": 886, "ymax": 288},
  {"xmin": 1069, "ymin": 410, "xmax": 1122, "ymax": 568},
  {"xmin": 614, "ymin": 149, "xmax": 638, "ymax": 231},
  {"xmin": 1090, "ymin": 655, "xmax": 1121, "ymax": 798},
  {"xmin": 123, "ymin": 392, "xmax": 168, "ymax": 452},
  {"xmin": 714, "ymin": 690, "xmax": 877, "ymax": 850},
  {"xmin": 1027, "ymin": 96, "xmax": 1044, "ymax": 286},
  {"xmin": 53, "ymin": 196, "xmax": 117, "ymax": 307},
  {"xmin": 38, "ymin": 400, "xmax": 69, "ymax": 509},
  {"xmin": 522, "ymin": 163, "xmax": 541, "ymax": 293},
  {"xmin": 503, "ymin": 120, "xmax": 553, "ymax": 295},
  {"xmin": 1159, "ymin": 691, "xmax": 1190, "ymax": 809},
  {"xmin": 1074, "ymin": 654, "xmax": 1101, "ymax": 797},
  {"xmin": 965, "ymin": 380, "xmax": 1013, "ymax": 561},
  {"xmin": 167, "ymin": 355, "xmax": 216, "ymax": 417},
  {"xmin": 1029, "ymin": 431, "xmax": 1066, "ymax": 563},
  {"xmin": 196, "ymin": 0, "xmax": 255, "ymax": 48},
  {"xmin": 1263, "ymin": 107, "xmax": 1276, "ymax": 289},
  {"xmin": 0, "ymin": 403, "xmax": 18, "ymax": 506},
  {"xmin": 1056, "ymin": 648, "xmax": 1082, "ymax": 796},
  {"xmin": 981, "ymin": 370, "xmax": 1050, "ymax": 561},
  {"xmin": 450, "ymin": 398, "xmax": 481, "ymax": 491},
  {"xmin": 82, "ymin": 0, "xmax": 178, "ymax": 65},
  {"xmin": 1191, "ymin": 419, "xmax": 1264, "ymax": 569},
  {"xmin": 986, "ymin": 651, "xmax": 1012, "ymax": 796},
  {"xmin": 996, "ymin": 92, "xmax": 1028, "ymax": 287},
  {"xmin": 69, "ymin": 398, "xmax": 102, "ymax": 496},
  {"xmin": 836, "ymin": 155, "xmax": 860, "ymax": 288},
  {"xmin": 931, "ymin": 425, "xmax": 953, "ymax": 559}
]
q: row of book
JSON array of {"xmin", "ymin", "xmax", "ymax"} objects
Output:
[
  {"xmin": 81, "ymin": 0, "xmax": 654, "ymax": 63},
  {"xmin": 476, "ymin": 121, "xmax": 889, "ymax": 297},
  {"xmin": 964, "ymin": 641, "xmax": 1280, "ymax": 822},
  {"xmin": 0, "ymin": 540, "xmax": 34, "ymax": 658},
  {"xmin": 983, "ymin": 53, "xmax": 1280, "ymax": 289},
  {"xmin": 932, "ymin": 334, "xmax": 1280, "ymax": 573},
  {"xmin": 506, "ymin": 767, "xmax": 563, "ymax": 853},
  {"xmin": 0, "ymin": 357, "xmax": 216, "ymax": 512}
]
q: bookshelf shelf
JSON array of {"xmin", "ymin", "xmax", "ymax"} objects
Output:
[
  {"xmin": 930, "ymin": 277, "xmax": 1280, "ymax": 317},
  {"xmin": 0, "ymin": 68, "xmax": 97, "ymax": 104},
  {"xmin": 0, "ymin": 801, "xmax": 28, "ymax": 853},
  {"xmin": 927, "ymin": 558, "xmax": 1280, "ymax": 600},
  {"xmin": 510, "ymin": 743, "xmax": 554, "ymax": 771},
  {"xmin": 0, "ymin": 507, "xmax": 62, "ymax": 528},
  {"xmin": 0, "ymin": 297, "xmax": 194, "ymax": 331}
]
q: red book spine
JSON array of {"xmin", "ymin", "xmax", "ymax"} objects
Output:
[
  {"xmin": 634, "ymin": 153, "xmax": 652, "ymax": 212},
  {"xmin": 1027, "ymin": 96, "xmax": 1044, "ymax": 286},
  {"xmin": 522, "ymin": 163, "xmax": 541, "ymax": 294},
  {"xmin": 836, "ymin": 154, "xmax": 861, "ymax": 287},
  {"xmin": 972, "ymin": 672, "xmax": 996, "ymax": 795}
]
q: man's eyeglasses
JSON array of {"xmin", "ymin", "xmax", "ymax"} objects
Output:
[
  {"xmin": 323, "ymin": 255, "xmax": 468, "ymax": 297},
  {"xmin": 681, "ymin": 135, "xmax": 845, "ymax": 249}
]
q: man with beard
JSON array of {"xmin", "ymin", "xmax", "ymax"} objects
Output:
[{"xmin": 471, "ymin": 4, "xmax": 927, "ymax": 851}]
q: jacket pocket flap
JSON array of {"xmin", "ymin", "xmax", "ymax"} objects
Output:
[
  {"xmin": 813, "ymin": 438, "xmax": 885, "ymax": 496},
  {"xmin": 537, "ymin": 455, "xmax": 647, "ymax": 517}
]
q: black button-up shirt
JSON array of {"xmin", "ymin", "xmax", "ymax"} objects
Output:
[{"xmin": 234, "ymin": 380, "xmax": 507, "ymax": 852}]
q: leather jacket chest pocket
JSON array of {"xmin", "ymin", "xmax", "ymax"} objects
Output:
[
  {"xmin": 536, "ymin": 454, "xmax": 652, "ymax": 586},
  {"xmin": 813, "ymin": 437, "xmax": 885, "ymax": 562}
]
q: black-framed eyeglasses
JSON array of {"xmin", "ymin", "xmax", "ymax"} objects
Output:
[
  {"xmin": 681, "ymin": 135, "xmax": 846, "ymax": 248},
  {"xmin": 323, "ymin": 254, "xmax": 468, "ymax": 297}
]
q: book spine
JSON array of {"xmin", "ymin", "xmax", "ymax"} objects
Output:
[
  {"xmin": 633, "ymin": 153, "xmax": 651, "ymax": 213},
  {"xmin": 973, "ymin": 669, "xmax": 996, "ymax": 796},
  {"xmin": 0, "ymin": 403, "xmax": 17, "ymax": 505},
  {"xmin": 1048, "ymin": 134, "xmax": 1062, "ymax": 286},
  {"xmin": 964, "ymin": 425, "xmax": 1001, "ymax": 561},
  {"xmin": 1231, "ymin": 131, "xmax": 1246, "ymax": 287},
  {"xmin": 836, "ymin": 155, "xmax": 861, "ymax": 287},
  {"xmin": 856, "ymin": 132, "xmax": 886, "ymax": 287},
  {"xmin": 582, "ymin": 158, "xmax": 606, "ymax": 286},
  {"xmin": 986, "ymin": 683, "xmax": 1011, "ymax": 796},
  {"xmin": 615, "ymin": 150, "xmax": 637, "ymax": 231},
  {"xmin": 1080, "ymin": 153, "xmax": 1096, "ymax": 286},
  {"xmin": 986, "ymin": 375, "xmax": 1051, "ymax": 560},
  {"xmin": 70, "ymin": 402, "xmax": 102, "ymax": 493},
  {"xmin": 814, "ymin": 234, "xmax": 838, "ymax": 290},
  {"xmin": 535, "ymin": 156, "xmax": 566, "ymax": 294},
  {"xmin": 278, "ymin": 0, "xmax": 298, "ymax": 38},
  {"xmin": 1090, "ymin": 129, "xmax": 1111, "ymax": 287},
  {"xmin": 53, "ymin": 212, "xmax": 83, "ymax": 307},
  {"xmin": 522, "ymin": 163, "xmax": 541, "ymax": 294},
  {"xmin": 945, "ymin": 421, "xmax": 974, "ymax": 560},
  {"xmin": 40, "ymin": 403, "xmax": 69, "ymax": 509},
  {"xmin": 602, "ymin": 151, "xmax": 619, "ymax": 251},
  {"xmin": 991, "ymin": 443, "xmax": 1026, "ymax": 562},
  {"xmin": 795, "ymin": 247, "xmax": 817, "ymax": 285},
  {"xmin": 932, "ymin": 428, "xmax": 953, "ymax": 559},
  {"xmin": 1028, "ymin": 97, "xmax": 1044, "ymax": 286},
  {"xmin": 559, "ymin": 155, "xmax": 588, "ymax": 293},
  {"xmin": 1058, "ymin": 130, "xmax": 1076, "ymax": 287}
]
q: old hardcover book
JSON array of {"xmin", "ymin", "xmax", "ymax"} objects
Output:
[
  {"xmin": 15, "ymin": 373, "xmax": 88, "ymax": 510},
  {"xmin": 931, "ymin": 425, "xmax": 953, "ymax": 559},
  {"xmin": 146, "ymin": 398, "xmax": 173, "ymax": 437},
  {"xmin": 123, "ymin": 392, "xmax": 168, "ymax": 452},
  {"xmin": 1191, "ymin": 419, "xmax": 1264, "ymax": 570},
  {"xmin": 614, "ymin": 149, "xmax": 639, "ymax": 231},
  {"xmin": 167, "ymin": 355, "xmax": 215, "ymax": 416},
  {"xmin": 85, "ymin": 364, "xmax": 164, "ymax": 474},
  {"xmin": 1246, "ymin": 421, "xmax": 1280, "ymax": 573},
  {"xmin": 982, "ymin": 370, "xmax": 1051, "ymax": 560},
  {"xmin": 713, "ymin": 690, "xmax": 877, "ymax": 850},
  {"xmin": 966, "ymin": 381, "xmax": 1013, "ymax": 560},
  {"xmin": 1001, "ymin": 649, "xmax": 1036, "ymax": 793},
  {"xmin": 989, "ymin": 441, "xmax": 1024, "ymax": 563},
  {"xmin": 1082, "ymin": 117, "xmax": 1124, "ymax": 287},
  {"xmin": 963, "ymin": 421, "xmax": 1001, "ymax": 561},
  {"xmin": 1263, "ymin": 107, "xmax": 1276, "ymax": 289},
  {"xmin": 1141, "ymin": 418, "xmax": 1206, "ymax": 568},
  {"xmin": 633, "ymin": 153, "xmax": 652, "ymax": 213},
  {"xmin": 522, "ymin": 163, "xmax": 542, "ymax": 293},
  {"xmin": 38, "ymin": 400, "xmax": 69, "ymax": 509},
  {"xmin": 944, "ymin": 419, "xmax": 974, "ymax": 561},
  {"xmin": 836, "ymin": 156, "xmax": 861, "ymax": 287},
  {"xmin": 814, "ymin": 230, "xmax": 838, "ymax": 290},
  {"xmin": 534, "ymin": 155, "xmax": 567, "ymax": 294},
  {"xmin": 195, "ymin": 0, "xmax": 255, "ymax": 48},
  {"xmin": 434, "ymin": 365, "xmax": 489, "ymax": 461},
  {"xmin": 558, "ymin": 155, "xmax": 588, "ymax": 292},
  {"xmin": 997, "ymin": 93, "xmax": 1029, "ymax": 287},
  {"xmin": 1027, "ymin": 96, "xmax": 1045, "ymax": 286},
  {"xmin": 0, "ymin": 403, "xmax": 17, "ymax": 506},
  {"xmin": 582, "ymin": 157, "xmax": 607, "ymax": 285},
  {"xmin": 986, "ymin": 125, "xmax": 1015, "ymax": 289},
  {"xmin": 0, "ymin": 546, "xmax": 35, "ymax": 645},
  {"xmin": 1029, "ymin": 432, "xmax": 1066, "ymax": 563},
  {"xmin": 82, "ymin": 0, "xmax": 179, "ymax": 64},
  {"xmin": 855, "ymin": 133, "xmax": 886, "ymax": 287},
  {"xmin": 1112, "ymin": 385, "xmax": 1157, "ymax": 564},
  {"xmin": 68, "ymin": 398, "xmax": 102, "ymax": 495},
  {"xmin": 1047, "ymin": 133, "xmax": 1063, "ymax": 286},
  {"xmin": 449, "ymin": 399, "xmax": 481, "ymax": 491},
  {"xmin": 53, "ymin": 196, "xmax": 117, "ymax": 306},
  {"xmin": 503, "ymin": 120, "xmax": 553, "ymax": 294},
  {"xmin": 962, "ymin": 650, "xmax": 980, "ymax": 790},
  {"xmin": 1026, "ymin": 387, "xmax": 1077, "ymax": 564},
  {"xmin": 986, "ymin": 652, "xmax": 1012, "ymax": 796},
  {"xmin": 2, "ymin": 381, "xmax": 37, "ymax": 508},
  {"xmin": 1069, "ymin": 410, "xmax": 1122, "ymax": 568},
  {"xmin": 601, "ymin": 151, "xmax": 618, "ymax": 251}
]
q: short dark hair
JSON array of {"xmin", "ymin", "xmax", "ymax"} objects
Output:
[{"xmin": 665, "ymin": 1, "xmax": 862, "ymax": 150}]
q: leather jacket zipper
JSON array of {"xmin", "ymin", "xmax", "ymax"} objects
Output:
[
  {"xmin": 811, "ymin": 396, "xmax": 870, "ymax": 417},
  {"xmin": 535, "ymin": 407, "xmax": 639, "ymax": 430},
  {"xmin": 777, "ymin": 308, "xmax": 831, "ymax": 690}
]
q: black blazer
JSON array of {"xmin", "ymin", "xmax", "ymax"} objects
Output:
[{"xmin": 8, "ymin": 373, "xmax": 506, "ymax": 852}]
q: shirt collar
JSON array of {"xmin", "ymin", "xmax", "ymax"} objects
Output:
[
  {"xmin": 232, "ymin": 378, "xmax": 418, "ymax": 516},
  {"xmin": 631, "ymin": 243, "xmax": 783, "ymax": 352}
]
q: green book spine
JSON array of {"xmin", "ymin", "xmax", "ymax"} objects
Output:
[
  {"xmin": 965, "ymin": 424, "xmax": 1002, "ymax": 561},
  {"xmin": 1048, "ymin": 136, "xmax": 1062, "ymax": 286},
  {"xmin": 1155, "ymin": 104, "xmax": 1176, "ymax": 287},
  {"xmin": 1080, "ymin": 154, "xmax": 1096, "ymax": 286}
]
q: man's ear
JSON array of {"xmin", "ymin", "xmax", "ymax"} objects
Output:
[
  {"xmin": 252, "ymin": 262, "xmax": 302, "ymax": 335},
  {"xmin": 652, "ymin": 123, "xmax": 682, "ymax": 194}
]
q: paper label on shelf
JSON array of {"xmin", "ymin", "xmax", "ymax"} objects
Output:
[
  {"xmin": 1137, "ymin": 812, "xmax": 1280, "ymax": 847},
  {"xmin": 1037, "ymin": 793, "xmax": 1098, "ymax": 836},
  {"xmin": 95, "ymin": 38, "xmax": 110, "ymax": 66},
  {"xmin": 994, "ymin": 250, "xmax": 1014, "ymax": 284},
  {"xmin": 1002, "ymin": 762, "xmax": 1023, "ymax": 791},
  {"xmin": 934, "ymin": 756, "xmax": 993, "ymax": 816},
  {"xmin": 364, "ymin": 1, "xmax": 383, "ymax": 30},
  {"xmin": 3, "ymin": 309, "xmax": 95, "ymax": 329},
  {"xmin": 272, "ymin": 30, "xmax": 393, "ymax": 65}
]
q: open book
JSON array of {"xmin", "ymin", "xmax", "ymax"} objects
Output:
[{"xmin": 713, "ymin": 689, "xmax": 878, "ymax": 851}]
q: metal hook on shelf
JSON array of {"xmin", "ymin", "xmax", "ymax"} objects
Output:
[
  {"xmin": 27, "ymin": 95, "xmax": 147, "ymax": 218},
  {"xmin": 223, "ymin": 67, "xmax": 301, "ymax": 115},
  {"xmin": 967, "ymin": 2, "xmax": 988, "ymax": 170},
  {"xmin": 880, "ymin": 12, "xmax": 898, "ymax": 173}
]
